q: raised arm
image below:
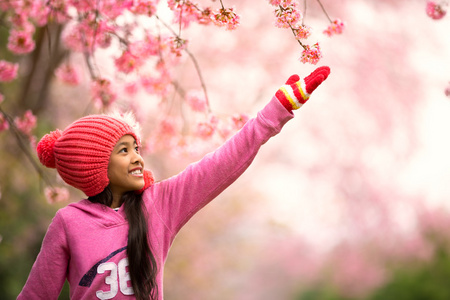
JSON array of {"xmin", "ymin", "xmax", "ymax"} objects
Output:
[{"xmin": 145, "ymin": 66, "xmax": 331, "ymax": 237}]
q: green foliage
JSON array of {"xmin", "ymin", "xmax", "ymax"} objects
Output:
[
  {"xmin": 0, "ymin": 131, "xmax": 69, "ymax": 299},
  {"xmin": 296, "ymin": 245, "xmax": 450, "ymax": 300},
  {"xmin": 297, "ymin": 286, "xmax": 352, "ymax": 300},
  {"xmin": 368, "ymin": 246, "xmax": 450, "ymax": 300}
]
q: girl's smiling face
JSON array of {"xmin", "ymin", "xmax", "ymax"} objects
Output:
[{"xmin": 108, "ymin": 135, "xmax": 145, "ymax": 198}]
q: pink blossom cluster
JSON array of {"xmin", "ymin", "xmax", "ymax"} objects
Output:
[
  {"xmin": 196, "ymin": 116, "xmax": 218, "ymax": 139},
  {"xmin": 1, "ymin": 0, "xmax": 244, "ymax": 115},
  {"xmin": 114, "ymin": 38, "xmax": 160, "ymax": 76},
  {"xmin": 124, "ymin": 82, "xmax": 139, "ymax": 95},
  {"xmin": 8, "ymin": 29, "xmax": 36, "ymax": 55},
  {"xmin": 213, "ymin": 7, "xmax": 241, "ymax": 30},
  {"xmin": 168, "ymin": 0, "xmax": 213, "ymax": 28},
  {"xmin": 129, "ymin": 39, "xmax": 159, "ymax": 59},
  {"xmin": 186, "ymin": 90, "xmax": 208, "ymax": 112},
  {"xmin": 193, "ymin": 113, "xmax": 249, "ymax": 144},
  {"xmin": 268, "ymin": 0, "xmax": 345, "ymax": 64},
  {"xmin": 146, "ymin": 111, "xmax": 249, "ymax": 156},
  {"xmin": 426, "ymin": 1, "xmax": 447, "ymax": 20},
  {"xmin": 273, "ymin": 0, "xmax": 303, "ymax": 29},
  {"xmin": 115, "ymin": 50, "xmax": 140, "ymax": 74},
  {"xmin": 141, "ymin": 70, "xmax": 173, "ymax": 97},
  {"xmin": 231, "ymin": 113, "xmax": 250, "ymax": 130},
  {"xmin": 55, "ymin": 63, "xmax": 81, "ymax": 85},
  {"xmin": 44, "ymin": 187, "xmax": 70, "ymax": 204},
  {"xmin": 0, "ymin": 60, "xmax": 19, "ymax": 82},
  {"xmin": 168, "ymin": 1, "xmax": 240, "ymax": 30},
  {"xmin": 131, "ymin": 0, "xmax": 158, "ymax": 16},
  {"xmin": 268, "ymin": 0, "xmax": 323, "ymax": 65},
  {"xmin": 294, "ymin": 24, "xmax": 312, "ymax": 40},
  {"xmin": 323, "ymin": 19, "xmax": 345, "ymax": 37},
  {"xmin": 168, "ymin": 37, "xmax": 189, "ymax": 57},
  {"xmin": 91, "ymin": 78, "xmax": 117, "ymax": 110},
  {"xmin": 14, "ymin": 110, "xmax": 37, "ymax": 136},
  {"xmin": 300, "ymin": 43, "xmax": 322, "ymax": 65},
  {"xmin": 63, "ymin": 20, "xmax": 114, "ymax": 53},
  {"xmin": 445, "ymin": 82, "xmax": 450, "ymax": 97},
  {"xmin": 2, "ymin": 1, "xmax": 40, "ymax": 55},
  {"xmin": 0, "ymin": 113, "xmax": 9, "ymax": 132},
  {"xmin": 195, "ymin": 113, "xmax": 249, "ymax": 141}
]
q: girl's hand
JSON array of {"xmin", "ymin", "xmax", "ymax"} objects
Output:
[{"xmin": 275, "ymin": 66, "xmax": 331, "ymax": 111}]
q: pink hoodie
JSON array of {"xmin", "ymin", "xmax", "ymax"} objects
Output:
[{"xmin": 18, "ymin": 96, "xmax": 293, "ymax": 299}]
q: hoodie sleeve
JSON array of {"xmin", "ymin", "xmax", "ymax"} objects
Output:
[
  {"xmin": 17, "ymin": 211, "xmax": 69, "ymax": 300},
  {"xmin": 147, "ymin": 96, "xmax": 294, "ymax": 238}
]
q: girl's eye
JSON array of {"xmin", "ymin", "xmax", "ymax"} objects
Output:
[
  {"xmin": 119, "ymin": 148, "xmax": 128, "ymax": 153},
  {"xmin": 135, "ymin": 146, "xmax": 140, "ymax": 153}
]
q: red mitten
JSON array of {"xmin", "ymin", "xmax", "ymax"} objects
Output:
[{"xmin": 275, "ymin": 66, "xmax": 331, "ymax": 111}]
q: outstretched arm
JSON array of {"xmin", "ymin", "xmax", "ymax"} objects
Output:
[{"xmin": 145, "ymin": 66, "xmax": 331, "ymax": 239}]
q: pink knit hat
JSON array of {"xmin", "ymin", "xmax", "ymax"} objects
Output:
[{"xmin": 36, "ymin": 114, "xmax": 154, "ymax": 197}]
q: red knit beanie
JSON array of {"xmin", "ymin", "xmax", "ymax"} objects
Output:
[{"xmin": 36, "ymin": 114, "xmax": 154, "ymax": 197}]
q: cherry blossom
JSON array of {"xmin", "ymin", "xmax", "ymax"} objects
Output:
[
  {"xmin": 213, "ymin": 7, "xmax": 241, "ymax": 30},
  {"xmin": 168, "ymin": 37, "xmax": 189, "ymax": 57},
  {"xmin": 217, "ymin": 121, "xmax": 232, "ymax": 139},
  {"xmin": 0, "ymin": 1, "xmax": 10, "ymax": 11},
  {"xmin": 231, "ymin": 113, "xmax": 249, "ymax": 130},
  {"xmin": 44, "ymin": 187, "xmax": 70, "ymax": 204},
  {"xmin": 186, "ymin": 90, "xmax": 208, "ymax": 112},
  {"xmin": 91, "ymin": 78, "xmax": 117, "ymax": 110},
  {"xmin": 63, "ymin": 20, "xmax": 113, "ymax": 53},
  {"xmin": 124, "ymin": 81, "xmax": 139, "ymax": 95},
  {"xmin": 149, "ymin": 118, "xmax": 179, "ymax": 151},
  {"xmin": 195, "ymin": 116, "xmax": 219, "ymax": 139},
  {"xmin": 268, "ymin": 0, "xmax": 283, "ymax": 5},
  {"xmin": 0, "ymin": 113, "xmax": 9, "ymax": 132},
  {"xmin": 14, "ymin": 110, "xmax": 37, "ymax": 136},
  {"xmin": 426, "ymin": 1, "xmax": 447, "ymax": 20},
  {"xmin": 115, "ymin": 50, "xmax": 141, "ymax": 74},
  {"xmin": 141, "ymin": 72, "xmax": 173, "ymax": 96},
  {"xmin": 294, "ymin": 24, "xmax": 312, "ymax": 40},
  {"xmin": 273, "ymin": 1, "xmax": 303, "ymax": 29},
  {"xmin": 67, "ymin": 0, "xmax": 93, "ymax": 12},
  {"xmin": 0, "ymin": 60, "xmax": 19, "ymax": 82},
  {"xmin": 29, "ymin": 0, "xmax": 51, "ymax": 26},
  {"xmin": 7, "ymin": 29, "xmax": 36, "ymax": 55},
  {"xmin": 197, "ymin": 7, "xmax": 214, "ymax": 25},
  {"xmin": 300, "ymin": 42, "xmax": 322, "ymax": 64},
  {"xmin": 196, "ymin": 121, "xmax": 216, "ymax": 139},
  {"xmin": 323, "ymin": 19, "xmax": 345, "ymax": 37},
  {"xmin": 158, "ymin": 119, "xmax": 177, "ymax": 138},
  {"xmin": 8, "ymin": 13, "xmax": 34, "ymax": 32},
  {"xmin": 55, "ymin": 63, "xmax": 82, "ymax": 85},
  {"xmin": 170, "ymin": 0, "xmax": 203, "ymax": 28},
  {"xmin": 131, "ymin": 0, "xmax": 158, "ymax": 16},
  {"xmin": 46, "ymin": 0, "xmax": 70, "ymax": 23}
]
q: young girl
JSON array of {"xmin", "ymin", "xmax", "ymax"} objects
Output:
[{"xmin": 18, "ymin": 66, "xmax": 330, "ymax": 300}]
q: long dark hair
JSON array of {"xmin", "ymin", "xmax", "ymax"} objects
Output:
[{"xmin": 88, "ymin": 186, "xmax": 158, "ymax": 300}]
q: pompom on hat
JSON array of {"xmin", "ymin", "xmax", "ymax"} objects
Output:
[{"xmin": 36, "ymin": 114, "xmax": 154, "ymax": 197}]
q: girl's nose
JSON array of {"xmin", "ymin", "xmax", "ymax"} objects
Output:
[{"xmin": 132, "ymin": 152, "xmax": 144, "ymax": 165}]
